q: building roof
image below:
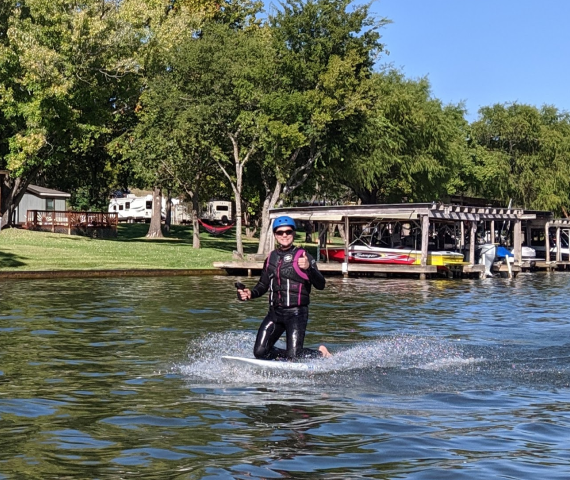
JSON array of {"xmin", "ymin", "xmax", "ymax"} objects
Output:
[
  {"xmin": 27, "ymin": 185, "xmax": 71, "ymax": 198},
  {"xmin": 269, "ymin": 203, "xmax": 533, "ymax": 223}
]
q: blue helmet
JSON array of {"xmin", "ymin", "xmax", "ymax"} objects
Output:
[{"xmin": 273, "ymin": 215, "xmax": 296, "ymax": 232}]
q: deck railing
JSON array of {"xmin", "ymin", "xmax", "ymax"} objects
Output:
[{"xmin": 26, "ymin": 210, "xmax": 118, "ymax": 237}]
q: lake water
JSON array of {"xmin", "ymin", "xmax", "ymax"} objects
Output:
[{"xmin": 1, "ymin": 273, "xmax": 569, "ymax": 479}]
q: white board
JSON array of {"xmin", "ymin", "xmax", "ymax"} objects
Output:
[{"xmin": 221, "ymin": 355, "xmax": 311, "ymax": 372}]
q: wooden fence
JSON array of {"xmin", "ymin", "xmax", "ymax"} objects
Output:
[{"xmin": 26, "ymin": 210, "xmax": 118, "ymax": 238}]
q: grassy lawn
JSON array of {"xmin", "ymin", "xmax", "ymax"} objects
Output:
[{"xmin": 0, "ymin": 224, "xmax": 261, "ymax": 271}]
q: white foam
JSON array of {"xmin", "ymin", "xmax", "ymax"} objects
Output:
[
  {"xmin": 419, "ymin": 356, "xmax": 486, "ymax": 370},
  {"xmin": 176, "ymin": 332, "xmax": 477, "ymax": 382}
]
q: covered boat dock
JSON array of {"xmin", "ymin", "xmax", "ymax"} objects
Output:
[
  {"xmin": 270, "ymin": 203, "xmax": 533, "ymax": 279},
  {"xmin": 521, "ymin": 212, "xmax": 570, "ymax": 269},
  {"xmin": 215, "ymin": 202, "xmax": 536, "ymax": 279}
]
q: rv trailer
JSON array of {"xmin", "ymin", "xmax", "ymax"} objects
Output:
[
  {"xmin": 108, "ymin": 195, "xmax": 153, "ymax": 222},
  {"xmin": 108, "ymin": 195, "xmax": 186, "ymax": 223}
]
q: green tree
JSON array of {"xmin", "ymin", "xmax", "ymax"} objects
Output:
[
  {"xmin": 113, "ymin": 0, "xmax": 262, "ymax": 240},
  {"xmin": 126, "ymin": 20, "xmax": 275, "ymax": 253},
  {"xmin": 330, "ymin": 70, "xmax": 468, "ymax": 204},
  {"xmin": 469, "ymin": 103, "xmax": 570, "ymax": 213},
  {"xmin": 0, "ymin": 0, "xmax": 140, "ymax": 226},
  {"xmin": 252, "ymin": 0, "xmax": 387, "ymax": 253},
  {"xmin": 112, "ymin": 74, "xmax": 223, "ymax": 245}
]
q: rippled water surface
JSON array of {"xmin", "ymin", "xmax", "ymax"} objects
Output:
[{"xmin": 1, "ymin": 274, "xmax": 569, "ymax": 479}]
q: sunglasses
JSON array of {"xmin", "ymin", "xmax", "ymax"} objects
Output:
[{"xmin": 275, "ymin": 229, "xmax": 294, "ymax": 236}]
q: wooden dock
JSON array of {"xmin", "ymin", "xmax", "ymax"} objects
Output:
[
  {"xmin": 532, "ymin": 260, "xmax": 570, "ymax": 271},
  {"xmin": 212, "ymin": 202, "xmax": 570, "ymax": 280},
  {"xmin": 213, "ymin": 261, "xmax": 487, "ymax": 279}
]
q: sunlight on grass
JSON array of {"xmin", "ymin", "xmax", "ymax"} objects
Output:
[
  {"xmin": 0, "ymin": 225, "xmax": 259, "ymax": 271},
  {"xmin": 0, "ymin": 223, "xmax": 325, "ymax": 272}
]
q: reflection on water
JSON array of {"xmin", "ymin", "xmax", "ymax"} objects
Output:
[{"xmin": 0, "ymin": 275, "xmax": 569, "ymax": 478}]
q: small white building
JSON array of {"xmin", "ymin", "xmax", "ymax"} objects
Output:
[{"xmin": 16, "ymin": 185, "xmax": 71, "ymax": 225}]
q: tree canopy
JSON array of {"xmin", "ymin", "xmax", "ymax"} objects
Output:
[
  {"xmin": 2, "ymin": 0, "xmax": 570, "ymax": 243},
  {"xmin": 0, "ymin": 0, "xmax": 140, "ymax": 225},
  {"xmin": 330, "ymin": 70, "xmax": 469, "ymax": 204},
  {"xmin": 469, "ymin": 103, "xmax": 570, "ymax": 212}
]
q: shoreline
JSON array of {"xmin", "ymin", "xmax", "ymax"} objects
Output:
[{"xmin": 0, "ymin": 268, "xmax": 227, "ymax": 280}]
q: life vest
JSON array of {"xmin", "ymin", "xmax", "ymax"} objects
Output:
[{"xmin": 265, "ymin": 247, "xmax": 312, "ymax": 307}]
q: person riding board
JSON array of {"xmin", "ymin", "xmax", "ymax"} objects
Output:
[{"xmin": 237, "ymin": 216, "xmax": 332, "ymax": 360}]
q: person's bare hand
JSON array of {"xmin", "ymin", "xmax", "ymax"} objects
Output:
[
  {"xmin": 238, "ymin": 288, "xmax": 251, "ymax": 301},
  {"xmin": 298, "ymin": 251, "xmax": 310, "ymax": 270}
]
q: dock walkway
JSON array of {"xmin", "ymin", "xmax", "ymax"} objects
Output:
[{"xmin": 213, "ymin": 261, "xmax": 487, "ymax": 279}]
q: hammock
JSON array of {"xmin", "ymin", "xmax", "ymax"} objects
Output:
[{"xmin": 198, "ymin": 219, "xmax": 235, "ymax": 236}]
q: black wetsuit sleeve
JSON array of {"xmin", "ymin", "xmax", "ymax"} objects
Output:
[
  {"xmin": 306, "ymin": 252, "xmax": 326, "ymax": 290},
  {"xmin": 249, "ymin": 260, "xmax": 271, "ymax": 299}
]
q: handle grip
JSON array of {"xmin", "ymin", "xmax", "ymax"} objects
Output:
[{"xmin": 235, "ymin": 282, "xmax": 246, "ymax": 301}]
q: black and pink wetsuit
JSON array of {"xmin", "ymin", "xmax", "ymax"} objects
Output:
[{"xmin": 249, "ymin": 246, "xmax": 326, "ymax": 360}]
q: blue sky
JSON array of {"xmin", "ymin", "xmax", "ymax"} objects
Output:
[{"xmin": 370, "ymin": 0, "xmax": 570, "ymax": 120}]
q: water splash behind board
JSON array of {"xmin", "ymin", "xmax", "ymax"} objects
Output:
[{"xmin": 177, "ymin": 332, "xmax": 477, "ymax": 385}]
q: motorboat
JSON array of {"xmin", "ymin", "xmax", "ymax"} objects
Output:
[
  {"xmin": 530, "ymin": 245, "xmax": 568, "ymax": 261},
  {"xmin": 520, "ymin": 246, "xmax": 537, "ymax": 260},
  {"xmin": 319, "ymin": 245, "xmax": 464, "ymax": 266},
  {"xmin": 319, "ymin": 245, "xmax": 415, "ymax": 264}
]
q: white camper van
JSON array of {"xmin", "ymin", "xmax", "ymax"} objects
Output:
[{"xmin": 201, "ymin": 200, "xmax": 233, "ymax": 224}]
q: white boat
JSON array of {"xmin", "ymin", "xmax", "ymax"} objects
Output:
[
  {"xmin": 520, "ymin": 246, "xmax": 537, "ymax": 260},
  {"xmin": 530, "ymin": 245, "xmax": 568, "ymax": 261}
]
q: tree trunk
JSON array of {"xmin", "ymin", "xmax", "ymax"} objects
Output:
[
  {"xmin": 226, "ymin": 136, "xmax": 247, "ymax": 256},
  {"xmin": 328, "ymin": 223, "xmax": 336, "ymax": 243},
  {"xmin": 257, "ymin": 196, "xmax": 272, "ymax": 255},
  {"xmin": 243, "ymin": 209, "xmax": 257, "ymax": 239},
  {"xmin": 164, "ymin": 194, "xmax": 172, "ymax": 235},
  {"xmin": 218, "ymin": 133, "xmax": 257, "ymax": 257},
  {"xmin": 146, "ymin": 186, "xmax": 163, "ymax": 238},
  {"xmin": 178, "ymin": 181, "xmax": 201, "ymax": 248},
  {"xmin": 191, "ymin": 195, "xmax": 200, "ymax": 248},
  {"xmin": 257, "ymin": 180, "xmax": 282, "ymax": 255},
  {"xmin": 1, "ymin": 175, "xmax": 34, "ymax": 228},
  {"xmin": 338, "ymin": 222, "xmax": 346, "ymax": 242},
  {"xmin": 233, "ymin": 159, "xmax": 245, "ymax": 256},
  {"xmin": 304, "ymin": 221, "xmax": 314, "ymax": 243},
  {"xmin": 255, "ymin": 147, "xmax": 321, "ymax": 255}
]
